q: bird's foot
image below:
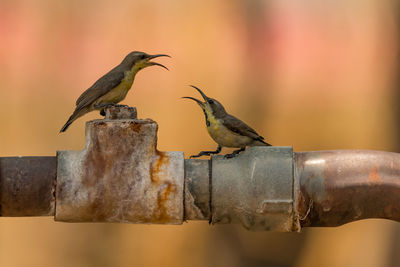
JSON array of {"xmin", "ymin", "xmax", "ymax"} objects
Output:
[
  {"xmin": 190, "ymin": 151, "xmax": 213, "ymax": 158},
  {"xmin": 224, "ymin": 147, "xmax": 246, "ymax": 159},
  {"xmin": 223, "ymin": 153, "xmax": 237, "ymax": 159},
  {"xmin": 190, "ymin": 146, "xmax": 222, "ymax": 158}
]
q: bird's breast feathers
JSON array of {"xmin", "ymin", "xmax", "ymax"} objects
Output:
[{"xmin": 205, "ymin": 111, "xmax": 252, "ymax": 148}]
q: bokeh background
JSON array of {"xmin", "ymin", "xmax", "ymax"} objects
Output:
[{"xmin": 1, "ymin": 0, "xmax": 400, "ymax": 266}]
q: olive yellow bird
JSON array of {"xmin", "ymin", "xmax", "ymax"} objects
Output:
[
  {"xmin": 60, "ymin": 51, "xmax": 169, "ymax": 132},
  {"xmin": 183, "ymin": 85, "xmax": 271, "ymax": 158}
]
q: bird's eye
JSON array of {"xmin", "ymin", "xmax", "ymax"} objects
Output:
[
  {"xmin": 208, "ymin": 100, "xmax": 214, "ymax": 104},
  {"xmin": 140, "ymin": 54, "xmax": 146, "ymax": 60}
]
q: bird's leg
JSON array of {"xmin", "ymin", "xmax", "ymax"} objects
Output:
[
  {"xmin": 190, "ymin": 146, "xmax": 222, "ymax": 158},
  {"xmin": 224, "ymin": 147, "xmax": 246, "ymax": 159}
]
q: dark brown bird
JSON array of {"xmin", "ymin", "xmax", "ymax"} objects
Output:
[{"xmin": 60, "ymin": 51, "xmax": 170, "ymax": 132}]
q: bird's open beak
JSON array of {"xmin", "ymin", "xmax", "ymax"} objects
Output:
[
  {"xmin": 182, "ymin": 96, "xmax": 204, "ymax": 108},
  {"xmin": 147, "ymin": 54, "xmax": 170, "ymax": 70},
  {"xmin": 189, "ymin": 85, "xmax": 210, "ymax": 102}
]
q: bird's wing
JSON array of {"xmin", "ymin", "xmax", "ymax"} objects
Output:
[
  {"xmin": 76, "ymin": 69, "xmax": 125, "ymax": 109},
  {"xmin": 222, "ymin": 114, "xmax": 265, "ymax": 141}
]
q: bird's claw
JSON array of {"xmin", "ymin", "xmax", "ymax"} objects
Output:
[
  {"xmin": 223, "ymin": 147, "xmax": 246, "ymax": 159},
  {"xmin": 190, "ymin": 152, "xmax": 210, "ymax": 158},
  {"xmin": 189, "ymin": 147, "xmax": 222, "ymax": 158},
  {"xmin": 223, "ymin": 153, "xmax": 237, "ymax": 159}
]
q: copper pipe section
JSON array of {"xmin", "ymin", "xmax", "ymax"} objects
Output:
[
  {"xmin": 296, "ymin": 150, "xmax": 400, "ymax": 227},
  {"xmin": 0, "ymin": 157, "xmax": 56, "ymax": 216}
]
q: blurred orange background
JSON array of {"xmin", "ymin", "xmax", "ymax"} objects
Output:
[{"xmin": 1, "ymin": 0, "xmax": 400, "ymax": 266}]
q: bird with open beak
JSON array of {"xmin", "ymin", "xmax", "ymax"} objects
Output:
[
  {"xmin": 183, "ymin": 85, "xmax": 272, "ymax": 158},
  {"xmin": 60, "ymin": 51, "xmax": 170, "ymax": 132}
]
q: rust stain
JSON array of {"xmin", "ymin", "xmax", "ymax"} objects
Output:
[
  {"xmin": 80, "ymin": 123, "xmax": 133, "ymax": 220},
  {"xmin": 82, "ymin": 138, "xmax": 103, "ymax": 188},
  {"xmin": 368, "ymin": 167, "xmax": 382, "ymax": 185},
  {"xmin": 150, "ymin": 151, "xmax": 170, "ymax": 184},
  {"xmin": 148, "ymin": 150, "xmax": 176, "ymax": 223},
  {"xmin": 129, "ymin": 122, "xmax": 142, "ymax": 132},
  {"xmin": 152, "ymin": 181, "xmax": 177, "ymax": 223}
]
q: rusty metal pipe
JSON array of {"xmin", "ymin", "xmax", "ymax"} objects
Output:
[
  {"xmin": 2, "ymin": 106, "xmax": 400, "ymax": 231},
  {"xmin": 1, "ymin": 150, "xmax": 400, "ymax": 231},
  {"xmin": 295, "ymin": 150, "xmax": 400, "ymax": 227},
  {"xmin": 0, "ymin": 157, "xmax": 56, "ymax": 216}
]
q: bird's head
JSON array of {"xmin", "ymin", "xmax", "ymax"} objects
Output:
[
  {"xmin": 122, "ymin": 51, "xmax": 170, "ymax": 71},
  {"xmin": 182, "ymin": 85, "xmax": 227, "ymax": 117}
]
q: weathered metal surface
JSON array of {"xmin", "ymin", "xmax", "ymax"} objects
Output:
[
  {"xmin": 211, "ymin": 146, "xmax": 294, "ymax": 231},
  {"xmin": 296, "ymin": 150, "xmax": 400, "ymax": 227},
  {"xmin": 184, "ymin": 159, "xmax": 210, "ymax": 220},
  {"xmin": 55, "ymin": 107, "xmax": 184, "ymax": 224},
  {"xmin": 104, "ymin": 105, "xmax": 137, "ymax": 120},
  {"xmin": 4, "ymin": 119, "xmax": 400, "ymax": 231},
  {"xmin": 0, "ymin": 157, "xmax": 56, "ymax": 216}
]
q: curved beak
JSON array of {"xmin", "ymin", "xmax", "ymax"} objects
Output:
[
  {"xmin": 147, "ymin": 54, "xmax": 170, "ymax": 70},
  {"xmin": 182, "ymin": 96, "xmax": 204, "ymax": 108},
  {"xmin": 189, "ymin": 85, "xmax": 210, "ymax": 102},
  {"xmin": 148, "ymin": 54, "xmax": 171, "ymax": 59}
]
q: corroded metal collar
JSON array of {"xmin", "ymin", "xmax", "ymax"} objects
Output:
[{"xmin": 56, "ymin": 106, "xmax": 184, "ymax": 224}]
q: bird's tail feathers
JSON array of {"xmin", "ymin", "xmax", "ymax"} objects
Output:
[
  {"xmin": 252, "ymin": 138, "xmax": 272, "ymax": 146},
  {"xmin": 60, "ymin": 116, "xmax": 75, "ymax": 133},
  {"xmin": 59, "ymin": 107, "xmax": 87, "ymax": 133}
]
